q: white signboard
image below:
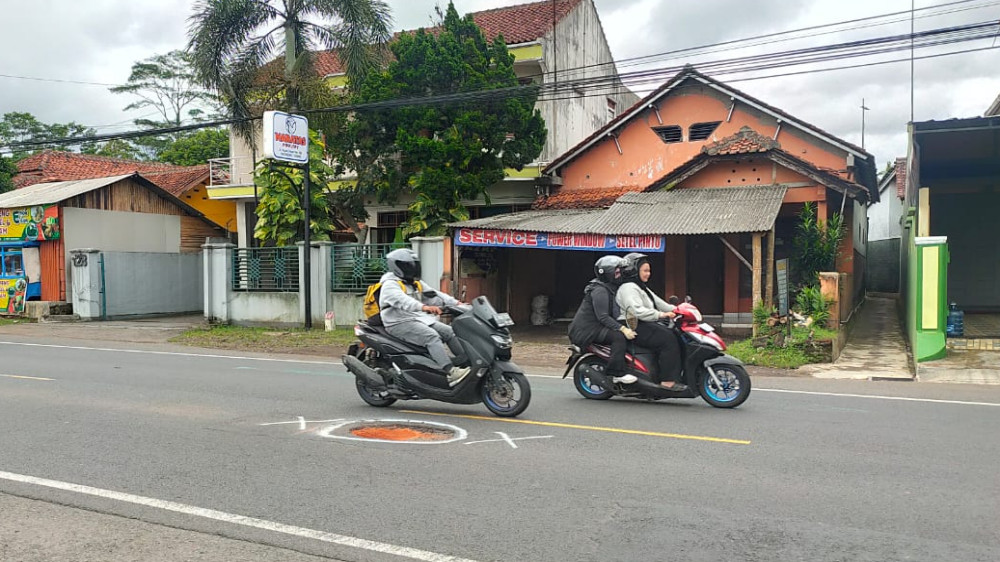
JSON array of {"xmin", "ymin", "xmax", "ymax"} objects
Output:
[
  {"xmin": 776, "ymin": 258, "xmax": 789, "ymax": 316},
  {"xmin": 261, "ymin": 111, "xmax": 308, "ymax": 164}
]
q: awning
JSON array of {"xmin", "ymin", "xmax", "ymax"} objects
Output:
[
  {"xmin": 450, "ymin": 185, "xmax": 787, "ymax": 252},
  {"xmin": 589, "ymin": 185, "xmax": 788, "ymax": 235}
]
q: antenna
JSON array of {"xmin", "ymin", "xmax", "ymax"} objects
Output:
[{"xmin": 860, "ymin": 98, "xmax": 871, "ymax": 149}]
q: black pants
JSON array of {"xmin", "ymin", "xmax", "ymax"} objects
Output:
[
  {"xmin": 594, "ymin": 328, "xmax": 628, "ymax": 376},
  {"xmin": 633, "ymin": 322, "xmax": 682, "ymax": 383}
]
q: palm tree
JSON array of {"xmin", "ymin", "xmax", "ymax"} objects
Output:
[{"xmin": 187, "ymin": 0, "xmax": 392, "ymax": 146}]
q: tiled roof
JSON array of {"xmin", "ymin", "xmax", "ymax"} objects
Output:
[
  {"xmin": 532, "ymin": 185, "xmax": 643, "ymax": 210},
  {"xmin": 702, "ymin": 126, "xmax": 778, "ymax": 156},
  {"xmin": 895, "ymin": 157, "xmax": 907, "ymax": 200},
  {"xmin": 314, "ymin": 0, "xmax": 583, "ymax": 76},
  {"xmin": 13, "ymin": 150, "xmax": 207, "ymax": 195}
]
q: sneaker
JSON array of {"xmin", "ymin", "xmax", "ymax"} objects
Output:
[
  {"xmin": 448, "ymin": 366, "xmax": 471, "ymax": 386},
  {"xmin": 612, "ymin": 374, "xmax": 638, "ymax": 384}
]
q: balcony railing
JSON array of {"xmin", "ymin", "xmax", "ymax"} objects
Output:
[{"xmin": 208, "ymin": 156, "xmax": 256, "ymax": 188}]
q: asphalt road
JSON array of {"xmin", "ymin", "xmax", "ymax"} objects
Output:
[{"xmin": 0, "ymin": 335, "xmax": 998, "ymax": 562}]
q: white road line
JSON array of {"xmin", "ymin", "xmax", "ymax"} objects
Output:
[
  {"xmin": 0, "ymin": 374, "xmax": 55, "ymax": 381},
  {"xmin": 0, "ymin": 470, "xmax": 478, "ymax": 562},
  {"xmin": 756, "ymin": 388, "xmax": 1000, "ymax": 407},
  {"xmin": 0, "ymin": 341, "xmax": 340, "ymax": 366}
]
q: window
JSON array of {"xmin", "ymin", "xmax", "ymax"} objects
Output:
[
  {"xmin": 689, "ymin": 121, "xmax": 722, "ymax": 141},
  {"xmin": 607, "ymin": 98, "xmax": 617, "ymax": 121},
  {"xmin": 653, "ymin": 125, "xmax": 683, "ymax": 144},
  {"xmin": 0, "ymin": 247, "xmax": 23, "ymax": 277}
]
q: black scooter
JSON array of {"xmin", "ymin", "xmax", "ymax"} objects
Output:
[{"xmin": 344, "ymin": 296, "xmax": 532, "ymax": 417}]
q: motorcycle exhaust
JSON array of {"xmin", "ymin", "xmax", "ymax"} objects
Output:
[
  {"xmin": 578, "ymin": 363, "xmax": 613, "ymax": 389},
  {"xmin": 343, "ymin": 355, "xmax": 387, "ymax": 390}
]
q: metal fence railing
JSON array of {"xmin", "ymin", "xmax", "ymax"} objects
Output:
[
  {"xmin": 331, "ymin": 243, "xmax": 398, "ymax": 292},
  {"xmin": 232, "ymin": 247, "xmax": 299, "ymax": 292}
]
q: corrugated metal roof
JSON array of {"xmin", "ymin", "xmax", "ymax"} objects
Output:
[
  {"xmin": 450, "ymin": 208, "xmax": 605, "ymax": 233},
  {"xmin": 0, "ymin": 175, "xmax": 133, "ymax": 207},
  {"xmin": 589, "ymin": 185, "xmax": 787, "ymax": 235}
]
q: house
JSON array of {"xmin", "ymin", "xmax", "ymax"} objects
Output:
[
  {"xmin": 987, "ymin": 92, "xmax": 1000, "ymax": 117},
  {"xmin": 207, "ymin": 0, "xmax": 638, "ymax": 247},
  {"xmin": 14, "ymin": 151, "xmax": 237, "ymax": 234},
  {"xmin": 866, "ymin": 158, "xmax": 906, "ymax": 293},
  {"xmin": 0, "ymin": 173, "xmax": 227, "ymax": 312},
  {"xmin": 450, "ymin": 66, "xmax": 878, "ymax": 327},
  {"xmin": 901, "ymin": 111, "xmax": 1000, "ymax": 362}
]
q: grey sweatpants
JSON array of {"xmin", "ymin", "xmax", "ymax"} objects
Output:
[{"xmin": 386, "ymin": 320, "xmax": 463, "ymax": 371}]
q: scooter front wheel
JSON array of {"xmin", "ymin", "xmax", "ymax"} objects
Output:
[
  {"xmin": 482, "ymin": 372, "xmax": 531, "ymax": 417},
  {"xmin": 698, "ymin": 364, "xmax": 751, "ymax": 408}
]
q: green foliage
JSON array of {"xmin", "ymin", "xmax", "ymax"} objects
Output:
[
  {"xmin": 159, "ymin": 128, "xmax": 229, "ymax": 166},
  {"xmin": 0, "ymin": 156, "xmax": 16, "ymax": 194},
  {"xmin": 80, "ymin": 139, "xmax": 145, "ymax": 161},
  {"xmin": 727, "ymin": 325, "xmax": 839, "ymax": 368},
  {"xmin": 187, "ymin": 0, "xmax": 392, "ymax": 148},
  {"xmin": 796, "ymin": 285, "xmax": 831, "ymax": 326},
  {"xmin": 253, "ymin": 129, "xmax": 335, "ymax": 247},
  {"xmin": 792, "ymin": 201, "xmax": 847, "ymax": 289},
  {"xmin": 0, "ymin": 112, "xmax": 96, "ymax": 159},
  {"xmin": 330, "ymin": 1, "xmax": 546, "ymax": 237},
  {"xmin": 752, "ymin": 300, "xmax": 776, "ymax": 330}
]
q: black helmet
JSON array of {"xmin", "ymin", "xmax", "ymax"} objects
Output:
[
  {"xmin": 594, "ymin": 255, "xmax": 623, "ymax": 284},
  {"xmin": 386, "ymin": 248, "xmax": 421, "ymax": 282},
  {"xmin": 620, "ymin": 252, "xmax": 650, "ymax": 281}
]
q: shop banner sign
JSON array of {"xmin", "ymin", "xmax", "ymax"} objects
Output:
[
  {"xmin": 0, "ymin": 278, "xmax": 27, "ymax": 314},
  {"xmin": 455, "ymin": 228, "xmax": 664, "ymax": 252},
  {"xmin": 0, "ymin": 205, "xmax": 60, "ymax": 241}
]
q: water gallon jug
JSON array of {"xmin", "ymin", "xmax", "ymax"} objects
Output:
[{"xmin": 946, "ymin": 303, "xmax": 964, "ymax": 338}]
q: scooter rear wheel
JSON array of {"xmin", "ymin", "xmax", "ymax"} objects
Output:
[
  {"xmin": 573, "ymin": 356, "xmax": 614, "ymax": 400},
  {"xmin": 355, "ymin": 378, "xmax": 397, "ymax": 407}
]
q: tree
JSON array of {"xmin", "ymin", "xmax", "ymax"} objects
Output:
[
  {"xmin": 0, "ymin": 112, "xmax": 96, "ymax": 159},
  {"xmin": 253, "ymin": 129, "xmax": 334, "ymax": 246},
  {"xmin": 109, "ymin": 50, "xmax": 223, "ymax": 158},
  {"xmin": 331, "ymin": 2, "xmax": 546, "ymax": 237},
  {"xmin": 81, "ymin": 139, "xmax": 145, "ymax": 161},
  {"xmin": 159, "ymin": 128, "xmax": 230, "ymax": 166},
  {"xmin": 187, "ymin": 0, "xmax": 393, "ymax": 148},
  {"xmin": 0, "ymin": 156, "xmax": 16, "ymax": 194}
]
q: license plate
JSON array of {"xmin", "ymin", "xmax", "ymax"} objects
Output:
[{"xmin": 698, "ymin": 323, "xmax": 715, "ymax": 332}]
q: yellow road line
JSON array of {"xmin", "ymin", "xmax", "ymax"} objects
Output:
[
  {"xmin": 0, "ymin": 374, "xmax": 55, "ymax": 381},
  {"xmin": 400, "ymin": 410, "xmax": 750, "ymax": 445}
]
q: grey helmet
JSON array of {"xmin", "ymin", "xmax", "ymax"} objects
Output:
[
  {"xmin": 620, "ymin": 252, "xmax": 650, "ymax": 281},
  {"xmin": 386, "ymin": 248, "xmax": 421, "ymax": 283},
  {"xmin": 594, "ymin": 255, "xmax": 624, "ymax": 284}
]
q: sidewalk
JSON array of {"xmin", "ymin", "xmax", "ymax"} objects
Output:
[{"xmin": 798, "ymin": 296, "xmax": 915, "ymax": 381}]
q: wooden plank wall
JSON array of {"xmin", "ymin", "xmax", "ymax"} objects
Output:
[
  {"xmin": 181, "ymin": 216, "xmax": 226, "ymax": 253},
  {"xmin": 41, "ymin": 234, "xmax": 65, "ymax": 301}
]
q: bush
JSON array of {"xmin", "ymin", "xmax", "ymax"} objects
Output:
[{"xmin": 796, "ymin": 285, "xmax": 831, "ymax": 326}]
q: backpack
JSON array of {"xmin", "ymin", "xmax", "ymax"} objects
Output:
[{"xmin": 363, "ymin": 279, "xmax": 423, "ymax": 322}]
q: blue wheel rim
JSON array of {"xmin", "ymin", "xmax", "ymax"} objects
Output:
[
  {"xmin": 704, "ymin": 368, "xmax": 741, "ymax": 402},
  {"xmin": 578, "ymin": 363, "xmax": 608, "ymax": 395},
  {"xmin": 486, "ymin": 375, "xmax": 520, "ymax": 411}
]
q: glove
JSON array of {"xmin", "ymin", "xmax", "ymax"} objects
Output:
[{"xmin": 619, "ymin": 326, "xmax": 636, "ymax": 340}]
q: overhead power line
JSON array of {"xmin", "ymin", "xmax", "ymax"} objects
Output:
[{"xmin": 3, "ymin": 19, "xmax": 998, "ymax": 154}]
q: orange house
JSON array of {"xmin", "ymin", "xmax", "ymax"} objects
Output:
[{"xmin": 450, "ymin": 67, "xmax": 878, "ymax": 328}]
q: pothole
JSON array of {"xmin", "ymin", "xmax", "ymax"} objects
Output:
[{"xmin": 317, "ymin": 419, "xmax": 467, "ymax": 444}]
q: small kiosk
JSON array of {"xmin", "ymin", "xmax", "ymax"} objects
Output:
[{"xmin": 0, "ymin": 205, "xmax": 59, "ymax": 314}]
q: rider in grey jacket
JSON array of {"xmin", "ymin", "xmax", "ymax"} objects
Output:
[{"xmin": 379, "ymin": 249, "xmax": 471, "ymax": 386}]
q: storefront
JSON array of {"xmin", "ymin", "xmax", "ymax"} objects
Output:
[{"xmin": 0, "ymin": 204, "xmax": 60, "ymax": 314}]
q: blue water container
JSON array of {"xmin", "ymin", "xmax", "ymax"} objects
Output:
[{"xmin": 946, "ymin": 303, "xmax": 964, "ymax": 338}]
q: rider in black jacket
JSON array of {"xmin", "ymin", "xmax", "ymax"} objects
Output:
[{"xmin": 568, "ymin": 255, "xmax": 637, "ymax": 384}]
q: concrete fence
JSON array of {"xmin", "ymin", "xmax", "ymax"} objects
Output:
[{"xmin": 202, "ymin": 238, "xmax": 446, "ymax": 327}]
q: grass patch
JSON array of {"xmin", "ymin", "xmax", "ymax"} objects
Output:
[
  {"xmin": 727, "ymin": 325, "xmax": 839, "ymax": 369},
  {"xmin": 0, "ymin": 317, "xmax": 33, "ymax": 326},
  {"xmin": 170, "ymin": 324, "xmax": 357, "ymax": 354}
]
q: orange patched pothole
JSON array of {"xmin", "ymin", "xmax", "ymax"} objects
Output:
[{"xmin": 349, "ymin": 424, "xmax": 455, "ymax": 442}]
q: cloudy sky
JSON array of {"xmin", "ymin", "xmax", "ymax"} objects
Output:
[{"xmin": 1, "ymin": 0, "xmax": 998, "ymax": 167}]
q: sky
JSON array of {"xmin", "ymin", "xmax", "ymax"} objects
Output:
[{"xmin": 1, "ymin": 0, "xmax": 998, "ymax": 168}]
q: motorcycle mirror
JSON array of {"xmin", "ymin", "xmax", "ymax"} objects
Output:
[
  {"xmin": 625, "ymin": 307, "xmax": 639, "ymax": 331},
  {"xmin": 685, "ymin": 295, "xmax": 693, "ymax": 303},
  {"xmin": 461, "ymin": 284, "xmax": 467, "ymax": 302}
]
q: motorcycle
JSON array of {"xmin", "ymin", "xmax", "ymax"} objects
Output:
[
  {"xmin": 563, "ymin": 297, "xmax": 751, "ymax": 408},
  {"xmin": 344, "ymin": 295, "xmax": 532, "ymax": 417}
]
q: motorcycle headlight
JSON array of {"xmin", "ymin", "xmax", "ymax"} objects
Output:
[{"xmin": 490, "ymin": 334, "xmax": 512, "ymax": 349}]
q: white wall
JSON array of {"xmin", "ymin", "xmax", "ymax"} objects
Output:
[{"xmin": 869, "ymin": 186, "xmax": 905, "ymax": 241}]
